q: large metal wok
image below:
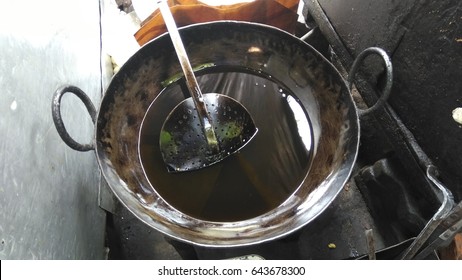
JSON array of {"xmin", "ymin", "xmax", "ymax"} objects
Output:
[{"xmin": 52, "ymin": 21, "xmax": 392, "ymax": 247}]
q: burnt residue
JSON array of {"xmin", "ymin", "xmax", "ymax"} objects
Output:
[
  {"xmin": 287, "ymin": 49, "xmax": 355, "ymax": 198},
  {"xmin": 300, "ymin": 73, "xmax": 352, "ymax": 197},
  {"xmin": 98, "ymin": 63, "xmax": 163, "ymax": 202}
]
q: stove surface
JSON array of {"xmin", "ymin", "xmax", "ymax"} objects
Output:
[{"xmin": 103, "ymin": 0, "xmax": 460, "ymax": 260}]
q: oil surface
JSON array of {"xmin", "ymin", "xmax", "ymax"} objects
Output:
[{"xmin": 139, "ymin": 67, "xmax": 313, "ymax": 222}]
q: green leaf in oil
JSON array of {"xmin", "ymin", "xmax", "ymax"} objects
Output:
[
  {"xmin": 161, "ymin": 63, "xmax": 215, "ymax": 87},
  {"xmin": 160, "ymin": 130, "xmax": 173, "ymax": 145}
]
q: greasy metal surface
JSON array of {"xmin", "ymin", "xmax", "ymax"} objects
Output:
[
  {"xmin": 387, "ymin": 0, "xmax": 462, "ymax": 202},
  {"xmin": 93, "ymin": 21, "xmax": 360, "ymax": 246},
  {"xmin": 308, "ymin": 0, "xmax": 462, "ymax": 202},
  {"xmin": 0, "ymin": 0, "xmax": 106, "ymax": 259},
  {"xmin": 315, "ymin": 0, "xmax": 416, "ymax": 58},
  {"xmin": 305, "ymin": 0, "xmax": 446, "ymax": 213},
  {"xmin": 304, "ymin": 0, "xmax": 354, "ymax": 68}
]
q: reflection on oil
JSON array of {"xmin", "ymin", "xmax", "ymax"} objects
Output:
[
  {"xmin": 139, "ymin": 67, "xmax": 314, "ymax": 222},
  {"xmin": 286, "ymin": 95, "xmax": 312, "ymax": 152}
]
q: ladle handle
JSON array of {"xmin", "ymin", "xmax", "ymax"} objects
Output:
[
  {"xmin": 348, "ymin": 47, "xmax": 393, "ymax": 117},
  {"xmin": 51, "ymin": 85, "xmax": 96, "ymax": 151},
  {"xmin": 158, "ymin": 0, "xmax": 219, "ymax": 151}
]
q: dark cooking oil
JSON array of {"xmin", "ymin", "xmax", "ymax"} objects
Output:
[{"xmin": 139, "ymin": 67, "xmax": 313, "ymax": 222}]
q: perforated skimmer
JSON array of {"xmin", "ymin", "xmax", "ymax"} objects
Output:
[{"xmin": 157, "ymin": 0, "xmax": 258, "ymax": 172}]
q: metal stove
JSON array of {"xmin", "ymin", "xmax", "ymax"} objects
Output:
[{"xmin": 104, "ymin": 0, "xmax": 462, "ymax": 260}]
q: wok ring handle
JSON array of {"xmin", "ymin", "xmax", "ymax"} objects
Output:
[
  {"xmin": 347, "ymin": 47, "xmax": 393, "ymax": 117},
  {"xmin": 51, "ymin": 85, "xmax": 96, "ymax": 151}
]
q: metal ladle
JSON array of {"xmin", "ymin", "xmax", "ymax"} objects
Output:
[{"xmin": 158, "ymin": 1, "xmax": 258, "ymax": 173}]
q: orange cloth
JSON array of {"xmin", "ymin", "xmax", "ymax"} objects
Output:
[{"xmin": 134, "ymin": 0, "xmax": 300, "ymax": 46}]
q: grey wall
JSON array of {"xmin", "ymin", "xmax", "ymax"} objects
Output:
[{"xmin": 0, "ymin": 0, "xmax": 107, "ymax": 259}]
